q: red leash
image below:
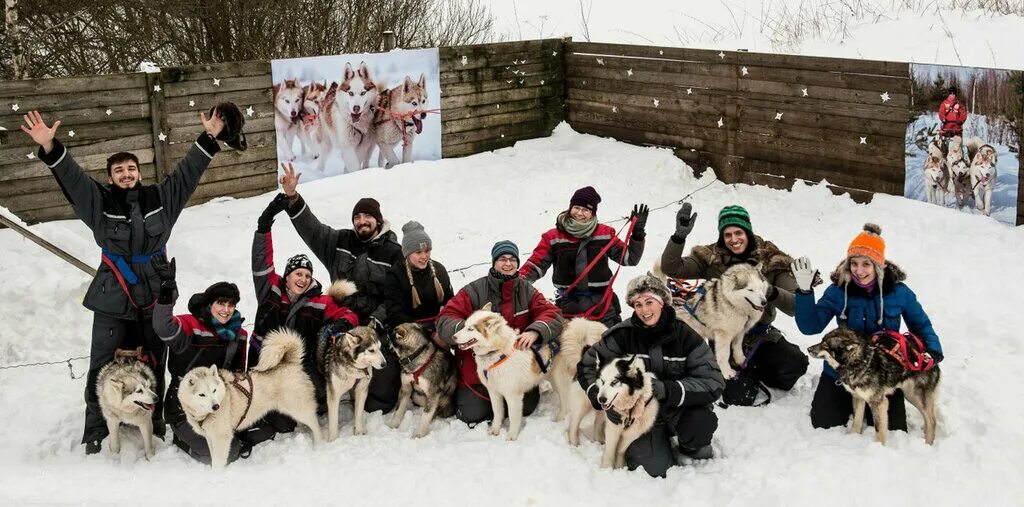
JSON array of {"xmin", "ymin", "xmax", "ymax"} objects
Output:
[{"xmin": 562, "ymin": 216, "xmax": 638, "ymax": 321}]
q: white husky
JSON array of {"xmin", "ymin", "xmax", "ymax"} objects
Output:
[
  {"xmin": 273, "ymin": 79, "xmax": 305, "ymax": 162},
  {"xmin": 655, "ymin": 262, "xmax": 769, "ymax": 379},
  {"xmin": 967, "ymin": 139, "xmax": 998, "ymax": 216},
  {"xmin": 322, "ymin": 61, "xmax": 379, "ymax": 172},
  {"xmin": 923, "ymin": 142, "xmax": 953, "ymax": 206},
  {"xmin": 178, "ymin": 329, "xmax": 322, "ymax": 469},
  {"xmin": 97, "ymin": 358, "xmax": 159, "ymax": 459}
]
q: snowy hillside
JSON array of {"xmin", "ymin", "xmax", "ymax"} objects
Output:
[{"xmin": 0, "ymin": 124, "xmax": 1022, "ymax": 505}]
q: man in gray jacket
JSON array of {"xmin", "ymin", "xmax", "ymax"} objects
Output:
[{"xmin": 21, "ymin": 109, "xmax": 225, "ymax": 454}]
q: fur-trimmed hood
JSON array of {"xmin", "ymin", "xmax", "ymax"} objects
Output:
[
  {"xmin": 690, "ymin": 235, "xmax": 794, "ymax": 280},
  {"xmin": 328, "ymin": 279, "xmax": 359, "ymax": 303}
]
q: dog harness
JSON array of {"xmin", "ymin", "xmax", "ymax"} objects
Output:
[
  {"xmin": 622, "ymin": 394, "xmax": 655, "ymax": 429},
  {"xmin": 230, "ymin": 371, "xmax": 254, "ymax": 430},
  {"xmin": 400, "ymin": 343, "xmax": 437, "ymax": 386},
  {"xmin": 677, "ymin": 286, "xmax": 708, "ymax": 326},
  {"xmin": 871, "ymin": 330, "xmax": 936, "ymax": 372},
  {"xmin": 560, "ymin": 216, "xmax": 638, "ymax": 321},
  {"xmin": 482, "ymin": 340, "xmax": 560, "ymax": 380}
]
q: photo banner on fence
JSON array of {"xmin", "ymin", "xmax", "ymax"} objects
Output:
[
  {"xmin": 270, "ymin": 48, "xmax": 442, "ymax": 181},
  {"xmin": 904, "ymin": 63, "xmax": 1021, "ymax": 226}
]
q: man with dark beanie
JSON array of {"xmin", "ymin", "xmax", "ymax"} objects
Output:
[
  {"xmin": 437, "ymin": 240, "xmax": 564, "ymax": 425},
  {"xmin": 659, "ymin": 204, "xmax": 808, "ymax": 405},
  {"xmin": 278, "ymin": 164, "xmax": 403, "ymax": 412},
  {"xmin": 383, "ymin": 221, "xmax": 455, "ymax": 333},
  {"xmin": 521, "ymin": 186, "xmax": 648, "ymax": 326},
  {"xmin": 21, "ymin": 108, "xmax": 227, "ymax": 454}
]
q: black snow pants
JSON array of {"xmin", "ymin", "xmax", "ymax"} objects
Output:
[
  {"xmin": 810, "ymin": 376, "xmax": 908, "ymax": 431},
  {"xmin": 624, "ymin": 404, "xmax": 719, "ymax": 478},
  {"xmin": 454, "ymin": 384, "xmax": 540, "ymax": 425}
]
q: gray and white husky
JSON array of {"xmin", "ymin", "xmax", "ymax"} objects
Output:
[
  {"xmin": 656, "ymin": 262, "xmax": 770, "ymax": 379},
  {"xmin": 97, "ymin": 357, "xmax": 159, "ymax": 459},
  {"xmin": 178, "ymin": 329, "xmax": 323, "ymax": 469},
  {"xmin": 386, "ymin": 322, "xmax": 457, "ymax": 438}
]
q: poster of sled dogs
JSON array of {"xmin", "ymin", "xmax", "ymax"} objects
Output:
[
  {"xmin": 904, "ymin": 63, "xmax": 1021, "ymax": 225},
  {"xmin": 270, "ymin": 48, "xmax": 441, "ymax": 181}
]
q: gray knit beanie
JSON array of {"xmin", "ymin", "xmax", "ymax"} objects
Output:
[{"xmin": 401, "ymin": 221, "xmax": 432, "ymax": 257}]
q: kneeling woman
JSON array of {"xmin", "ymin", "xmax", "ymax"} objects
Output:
[
  {"xmin": 792, "ymin": 224, "xmax": 944, "ymax": 431},
  {"xmin": 577, "ymin": 273, "xmax": 725, "ymax": 478},
  {"xmin": 152, "ymin": 260, "xmax": 273, "ymax": 465}
]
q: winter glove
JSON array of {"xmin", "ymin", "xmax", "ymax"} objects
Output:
[
  {"xmin": 630, "ymin": 204, "xmax": 649, "ymax": 240},
  {"xmin": 585, "ymin": 383, "xmax": 602, "ymax": 411},
  {"xmin": 152, "ymin": 256, "xmax": 177, "ymax": 304},
  {"xmin": 791, "ymin": 256, "xmax": 817, "ymax": 293},
  {"xmin": 671, "ymin": 202, "xmax": 697, "ymax": 244},
  {"xmin": 925, "ymin": 350, "xmax": 943, "ymax": 363},
  {"xmin": 604, "ymin": 407, "xmax": 623, "ymax": 425},
  {"xmin": 766, "ymin": 285, "xmax": 779, "ymax": 302},
  {"xmin": 651, "ymin": 378, "xmax": 668, "ymax": 401},
  {"xmin": 257, "ymin": 193, "xmax": 291, "ymax": 233}
]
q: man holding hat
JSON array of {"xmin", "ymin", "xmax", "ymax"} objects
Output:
[
  {"xmin": 21, "ymin": 107, "xmax": 231, "ymax": 454},
  {"xmin": 437, "ymin": 240, "xmax": 564, "ymax": 425},
  {"xmin": 278, "ymin": 164, "xmax": 403, "ymax": 412},
  {"xmin": 659, "ymin": 204, "xmax": 809, "ymax": 405}
]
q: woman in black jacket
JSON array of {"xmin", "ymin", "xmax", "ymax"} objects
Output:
[{"xmin": 383, "ymin": 221, "xmax": 455, "ymax": 334}]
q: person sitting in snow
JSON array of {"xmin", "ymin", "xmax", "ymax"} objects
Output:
[
  {"xmin": 577, "ymin": 272, "xmax": 725, "ymax": 478},
  {"xmin": 278, "ymin": 163, "xmax": 404, "ymax": 413},
  {"xmin": 520, "ymin": 186, "xmax": 648, "ymax": 327},
  {"xmin": 791, "ymin": 223, "xmax": 943, "ymax": 431},
  {"xmin": 437, "ymin": 240, "xmax": 564, "ymax": 425},
  {"xmin": 382, "ymin": 221, "xmax": 455, "ymax": 336},
  {"xmin": 252, "ymin": 193, "xmax": 360, "ymax": 415},
  {"xmin": 151, "ymin": 260, "xmax": 275, "ymax": 465},
  {"xmin": 659, "ymin": 204, "xmax": 809, "ymax": 405},
  {"xmin": 938, "ymin": 85, "xmax": 968, "ymax": 140}
]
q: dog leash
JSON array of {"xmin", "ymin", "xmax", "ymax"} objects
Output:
[{"xmin": 230, "ymin": 371, "xmax": 254, "ymax": 430}]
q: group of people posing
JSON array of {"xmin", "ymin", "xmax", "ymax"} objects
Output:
[{"xmin": 20, "ymin": 108, "xmax": 943, "ymax": 478}]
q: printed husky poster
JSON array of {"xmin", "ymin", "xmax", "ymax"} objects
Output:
[
  {"xmin": 904, "ymin": 64, "xmax": 1021, "ymax": 225},
  {"xmin": 271, "ymin": 48, "xmax": 441, "ymax": 180}
]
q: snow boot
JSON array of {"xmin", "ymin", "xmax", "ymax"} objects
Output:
[
  {"xmin": 680, "ymin": 444, "xmax": 714, "ymax": 460},
  {"xmin": 85, "ymin": 440, "xmax": 102, "ymax": 455}
]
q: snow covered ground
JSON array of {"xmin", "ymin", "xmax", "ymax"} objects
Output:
[
  {"xmin": 904, "ymin": 112, "xmax": 1020, "ymax": 225},
  {"xmin": 1, "ymin": 124, "xmax": 1022, "ymax": 505},
  {"xmin": 491, "ymin": 0, "xmax": 1024, "ymax": 69}
]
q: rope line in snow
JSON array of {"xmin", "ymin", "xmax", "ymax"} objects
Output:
[{"xmin": 0, "ymin": 356, "xmax": 89, "ymax": 379}]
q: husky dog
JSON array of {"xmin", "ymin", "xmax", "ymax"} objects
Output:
[
  {"xmin": 453, "ymin": 304, "xmax": 590, "ymax": 441},
  {"xmin": 567, "ymin": 357, "xmax": 660, "ymax": 469},
  {"xmin": 97, "ymin": 356, "xmax": 159, "ymax": 459},
  {"xmin": 656, "ymin": 262, "xmax": 769, "ymax": 380},
  {"xmin": 808, "ymin": 327, "xmax": 940, "ymax": 445},
  {"xmin": 950, "ymin": 158, "xmax": 974, "ymax": 209},
  {"xmin": 945, "ymin": 135, "xmax": 965, "ymax": 169},
  {"xmin": 549, "ymin": 318, "xmax": 607, "ymax": 421},
  {"xmin": 273, "ymin": 79, "xmax": 305, "ymax": 162},
  {"xmin": 968, "ymin": 141, "xmax": 998, "ymax": 216},
  {"xmin": 386, "ymin": 323, "xmax": 457, "ymax": 438},
  {"xmin": 299, "ymin": 80, "xmax": 331, "ymax": 169},
  {"xmin": 178, "ymin": 329, "xmax": 322, "ymax": 468},
  {"xmin": 317, "ymin": 315, "xmax": 387, "ymax": 442},
  {"xmin": 923, "ymin": 143, "xmax": 952, "ymax": 206},
  {"xmin": 321, "ymin": 62, "xmax": 379, "ymax": 172},
  {"xmin": 374, "ymin": 73, "xmax": 429, "ymax": 168}
]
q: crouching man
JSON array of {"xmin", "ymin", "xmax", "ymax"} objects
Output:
[{"xmin": 577, "ymin": 272, "xmax": 725, "ymax": 478}]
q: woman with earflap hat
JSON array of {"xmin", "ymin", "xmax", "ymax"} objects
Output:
[{"xmin": 791, "ymin": 223, "xmax": 944, "ymax": 431}]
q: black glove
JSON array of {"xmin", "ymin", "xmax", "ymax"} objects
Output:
[
  {"xmin": 651, "ymin": 378, "xmax": 667, "ymax": 401},
  {"xmin": 672, "ymin": 202, "xmax": 697, "ymax": 244},
  {"xmin": 585, "ymin": 383, "xmax": 602, "ymax": 411},
  {"xmin": 257, "ymin": 193, "xmax": 291, "ymax": 233},
  {"xmin": 926, "ymin": 350, "xmax": 943, "ymax": 363},
  {"xmin": 630, "ymin": 204, "xmax": 649, "ymax": 240},
  {"xmin": 766, "ymin": 285, "xmax": 779, "ymax": 302},
  {"xmin": 604, "ymin": 407, "xmax": 623, "ymax": 425},
  {"xmin": 152, "ymin": 256, "xmax": 177, "ymax": 304}
]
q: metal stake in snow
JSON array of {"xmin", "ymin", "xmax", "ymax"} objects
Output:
[{"xmin": 0, "ymin": 212, "xmax": 96, "ymax": 277}]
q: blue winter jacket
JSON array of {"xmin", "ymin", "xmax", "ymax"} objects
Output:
[{"xmin": 795, "ymin": 261, "xmax": 943, "ymax": 378}]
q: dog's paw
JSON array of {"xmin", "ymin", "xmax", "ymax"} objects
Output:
[
  {"xmin": 108, "ymin": 442, "xmax": 120, "ymax": 454},
  {"xmin": 413, "ymin": 428, "xmax": 430, "ymax": 439},
  {"xmin": 722, "ymin": 368, "xmax": 737, "ymax": 380},
  {"xmin": 506, "ymin": 431, "xmax": 520, "ymax": 442},
  {"xmin": 488, "ymin": 425, "xmax": 502, "ymax": 437},
  {"xmin": 353, "ymin": 427, "xmax": 367, "ymax": 436},
  {"xmin": 386, "ymin": 417, "xmax": 402, "ymax": 430}
]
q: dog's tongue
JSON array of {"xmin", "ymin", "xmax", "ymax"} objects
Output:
[{"xmin": 413, "ymin": 116, "xmax": 423, "ymax": 134}]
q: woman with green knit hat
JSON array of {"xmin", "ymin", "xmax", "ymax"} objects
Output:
[{"xmin": 660, "ymin": 203, "xmax": 808, "ymax": 405}]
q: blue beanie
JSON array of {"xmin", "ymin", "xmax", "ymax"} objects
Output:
[{"xmin": 491, "ymin": 240, "xmax": 519, "ymax": 263}]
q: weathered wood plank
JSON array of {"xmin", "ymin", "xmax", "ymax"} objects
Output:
[
  {"xmin": 0, "ymin": 164, "xmax": 157, "ymax": 196},
  {"xmin": 0, "ymin": 88, "xmax": 150, "ymax": 112},
  {"xmin": 567, "ymin": 99, "xmax": 729, "ymax": 142},
  {"xmin": 159, "ymin": 61, "xmax": 272, "ymax": 83},
  {"xmin": 441, "ymin": 71, "xmax": 563, "ymax": 97},
  {"xmin": 167, "ymin": 116, "xmax": 275, "ymax": 144},
  {"xmin": 441, "ymin": 61, "xmax": 560, "ymax": 85},
  {"xmin": 442, "ymin": 82, "xmax": 563, "ymax": 108},
  {"xmin": 11, "ymin": 204, "xmax": 77, "ymax": 225},
  {"xmin": 0, "ymin": 73, "xmax": 146, "ymax": 98},
  {"xmin": 164, "ymin": 88, "xmax": 273, "ymax": 114},
  {"xmin": 443, "ymin": 95, "xmax": 562, "ymax": 122},
  {"xmin": 0, "ymin": 135, "xmax": 152, "ymax": 173},
  {"xmin": 0, "ymin": 118, "xmax": 153, "ymax": 152},
  {"xmin": 567, "ymin": 90, "xmax": 730, "ymax": 123},
  {"xmin": 443, "ymin": 103, "xmax": 561, "ymax": 134},
  {"xmin": 567, "ymin": 61, "xmax": 736, "ymax": 92},
  {"xmin": 739, "ymin": 78, "xmax": 908, "ymax": 108},
  {"xmin": 733, "ymin": 141, "xmax": 904, "ymax": 187},
  {"xmin": 440, "ymin": 39, "xmax": 564, "ymax": 71},
  {"xmin": 186, "ymin": 172, "xmax": 277, "ymax": 204},
  {"xmin": 166, "ymin": 131, "xmax": 277, "ymax": 159},
  {"xmin": 0, "ymin": 102, "xmax": 150, "ymax": 124},
  {"xmin": 442, "ymin": 117, "xmax": 559, "ymax": 147},
  {"xmin": 163, "ymin": 74, "xmax": 273, "ymax": 98}
]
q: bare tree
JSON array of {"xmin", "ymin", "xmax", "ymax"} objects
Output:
[{"xmin": 4, "ymin": 0, "xmax": 30, "ymax": 78}]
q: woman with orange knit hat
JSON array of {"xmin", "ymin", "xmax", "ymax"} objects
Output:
[{"xmin": 791, "ymin": 223, "xmax": 943, "ymax": 431}]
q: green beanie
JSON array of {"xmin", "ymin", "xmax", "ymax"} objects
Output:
[{"xmin": 718, "ymin": 205, "xmax": 752, "ymax": 233}]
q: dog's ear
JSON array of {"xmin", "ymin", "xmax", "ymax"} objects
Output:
[
  {"xmin": 628, "ymin": 355, "xmax": 646, "ymax": 373},
  {"xmin": 343, "ymin": 63, "xmax": 355, "ymax": 81},
  {"xmin": 481, "ymin": 302, "xmax": 493, "ymax": 312},
  {"xmin": 404, "ymin": 75, "xmax": 415, "ymax": 93},
  {"xmin": 481, "ymin": 314, "xmax": 502, "ymax": 331},
  {"xmin": 344, "ymin": 332, "xmax": 359, "ymax": 349},
  {"xmin": 358, "ymin": 61, "xmax": 371, "ymax": 80},
  {"xmin": 418, "ymin": 72, "xmax": 426, "ymax": 89},
  {"xmin": 209, "ymin": 365, "xmax": 218, "ymax": 377},
  {"xmin": 187, "ymin": 376, "xmax": 195, "ymax": 386}
]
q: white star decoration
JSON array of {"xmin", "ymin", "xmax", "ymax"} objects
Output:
[
  {"xmin": 105, "ymin": 109, "xmax": 112, "ymax": 116},
  {"xmin": 246, "ymin": 106, "xmax": 255, "ymax": 117},
  {"xmin": 212, "ymin": 78, "xmax": 221, "ymax": 86},
  {"xmin": 153, "ymin": 84, "xmax": 161, "ymax": 92},
  {"xmin": 513, "ymin": 70, "xmax": 520, "ymax": 75},
  {"xmin": 500, "ymin": 134, "xmax": 505, "ymax": 138},
  {"xmin": 880, "ymin": 92, "xmax": 890, "ymax": 102},
  {"xmin": 519, "ymin": 79, "xmax": 524, "ymax": 85},
  {"xmin": 552, "ymin": 51, "xmax": 558, "ymax": 56},
  {"xmin": 686, "ymin": 88, "xmax": 693, "ymax": 95},
  {"xmin": 506, "ymin": 80, "xmax": 513, "ymax": 84},
  {"xmin": 718, "ymin": 51, "xmax": 725, "ymax": 59},
  {"xmin": 596, "ymin": 58, "xmax": 605, "ymax": 65},
  {"xmin": 653, "ymin": 99, "xmax": 660, "ymax": 107},
  {"xmin": 189, "ymin": 100, "xmax": 195, "ymax": 107},
  {"xmin": 775, "ymin": 112, "xmax": 784, "ymax": 120},
  {"xmin": 26, "ymin": 152, "xmax": 34, "ymax": 159},
  {"xmin": 158, "ymin": 132, "xmax": 167, "ymax": 142},
  {"xmin": 461, "ymin": 56, "xmax": 468, "ymax": 66},
  {"xmin": 496, "ymin": 104, "xmax": 501, "ymax": 109},
  {"xmin": 860, "ymin": 137, "xmax": 867, "ymax": 144},
  {"xmin": 521, "ymin": 60, "xmax": 527, "ymax": 64},
  {"xmin": 540, "ymin": 80, "xmax": 545, "ymax": 85},
  {"xmin": 741, "ymin": 67, "xmax": 749, "ymax": 76},
  {"xmin": 801, "ymin": 88, "xmax": 809, "ymax": 97},
  {"xmin": 717, "ymin": 117, "xmax": 724, "ymax": 128},
  {"xmin": 659, "ymin": 50, "xmax": 664, "ymax": 55},
  {"xmin": 11, "ymin": 103, "xmax": 19, "ymax": 112},
  {"xmin": 627, "ymin": 69, "xmax": 633, "ymax": 77},
  {"xmin": 612, "ymin": 106, "xmax": 618, "ymax": 113},
  {"xmin": 68, "ymin": 130, "xmax": 76, "ymax": 137}
]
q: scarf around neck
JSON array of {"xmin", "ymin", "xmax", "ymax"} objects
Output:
[
  {"xmin": 557, "ymin": 211, "xmax": 598, "ymax": 239},
  {"xmin": 203, "ymin": 309, "xmax": 244, "ymax": 341}
]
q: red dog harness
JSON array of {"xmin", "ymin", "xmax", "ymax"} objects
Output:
[{"xmin": 871, "ymin": 330, "xmax": 936, "ymax": 372}]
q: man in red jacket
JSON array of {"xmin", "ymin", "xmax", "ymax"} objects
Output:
[
  {"xmin": 437, "ymin": 240, "xmax": 564, "ymax": 425},
  {"xmin": 938, "ymin": 85, "xmax": 968, "ymax": 139}
]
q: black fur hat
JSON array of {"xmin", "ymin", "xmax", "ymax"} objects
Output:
[
  {"xmin": 187, "ymin": 281, "xmax": 241, "ymax": 316},
  {"xmin": 209, "ymin": 102, "xmax": 247, "ymax": 151}
]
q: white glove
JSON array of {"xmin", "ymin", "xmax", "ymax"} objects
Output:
[{"xmin": 791, "ymin": 256, "xmax": 816, "ymax": 292}]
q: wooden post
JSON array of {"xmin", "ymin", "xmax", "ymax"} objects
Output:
[
  {"xmin": 383, "ymin": 30, "xmax": 396, "ymax": 51},
  {"xmin": 146, "ymin": 72, "xmax": 169, "ymax": 182},
  {"xmin": 0, "ymin": 213, "xmax": 96, "ymax": 277}
]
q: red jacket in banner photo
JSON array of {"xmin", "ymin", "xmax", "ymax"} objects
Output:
[
  {"xmin": 437, "ymin": 273, "xmax": 565, "ymax": 386},
  {"xmin": 938, "ymin": 96, "xmax": 968, "ymax": 137}
]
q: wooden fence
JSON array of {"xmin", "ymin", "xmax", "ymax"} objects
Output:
[{"xmin": 1, "ymin": 37, "xmax": 1021, "ymax": 225}]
